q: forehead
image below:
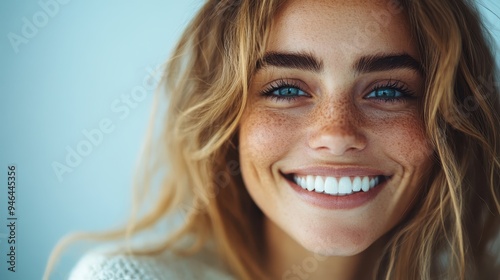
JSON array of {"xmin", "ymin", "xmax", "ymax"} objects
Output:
[{"xmin": 268, "ymin": 0, "xmax": 419, "ymax": 65}]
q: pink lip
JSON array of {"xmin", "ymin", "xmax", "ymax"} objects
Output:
[
  {"xmin": 282, "ymin": 166, "xmax": 390, "ymax": 177},
  {"xmin": 283, "ymin": 173, "xmax": 389, "ymax": 210}
]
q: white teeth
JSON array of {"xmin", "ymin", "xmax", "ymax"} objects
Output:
[
  {"xmin": 324, "ymin": 177, "xmax": 338, "ymax": 195},
  {"xmin": 306, "ymin": 175, "xmax": 315, "ymax": 191},
  {"xmin": 352, "ymin": 177, "xmax": 362, "ymax": 192},
  {"xmin": 314, "ymin": 176, "xmax": 324, "ymax": 193},
  {"xmin": 361, "ymin": 177, "xmax": 370, "ymax": 192},
  {"xmin": 338, "ymin": 177, "xmax": 352, "ymax": 195},
  {"xmin": 369, "ymin": 178, "xmax": 375, "ymax": 188},
  {"xmin": 298, "ymin": 177, "xmax": 305, "ymax": 189},
  {"xmin": 293, "ymin": 175, "xmax": 384, "ymax": 196}
]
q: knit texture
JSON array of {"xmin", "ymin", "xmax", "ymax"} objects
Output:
[{"xmin": 69, "ymin": 248, "xmax": 236, "ymax": 280}]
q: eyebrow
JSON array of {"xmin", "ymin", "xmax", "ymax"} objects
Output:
[
  {"xmin": 255, "ymin": 51, "xmax": 423, "ymax": 75},
  {"xmin": 354, "ymin": 53, "xmax": 423, "ymax": 75},
  {"xmin": 256, "ymin": 51, "xmax": 323, "ymax": 72}
]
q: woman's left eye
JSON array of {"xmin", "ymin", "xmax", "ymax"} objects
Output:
[
  {"xmin": 365, "ymin": 88, "xmax": 404, "ymax": 99},
  {"xmin": 364, "ymin": 83, "xmax": 415, "ymax": 103}
]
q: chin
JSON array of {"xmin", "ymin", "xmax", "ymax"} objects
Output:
[
  {"xmin": 294, "ymin": 229, "xmax": 376, "ymax": 257},
  {"xmin": 268, "ymin": 211, "xmax": 382, "ymax": 257}
]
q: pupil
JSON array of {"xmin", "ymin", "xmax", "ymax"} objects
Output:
[
  {"xmin": 280, "ymin": 88, "xmax": 296, "ymax": 95},
  {"xmin": 380, "ymin": 89, "xmax": 395, "ymax": 97}
]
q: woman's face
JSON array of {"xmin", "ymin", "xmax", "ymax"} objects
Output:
[{"xmin": 239, "ymin": 0, "xmax": 433, "ymax": 256}]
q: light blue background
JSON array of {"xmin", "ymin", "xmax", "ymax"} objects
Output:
[
  {"xmin": 0, "ymin": 1, "xmax": 203, "ymax": 279},
  {"xmin": 0, "ymin": 1, "xmax": 498, "ymax": 279}
]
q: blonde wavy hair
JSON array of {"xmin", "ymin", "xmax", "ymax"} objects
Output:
[{"xmin": 46, "ymin": 0, "xmax": 500, "ymax": 279}]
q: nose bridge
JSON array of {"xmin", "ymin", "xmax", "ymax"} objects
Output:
[
  {"xmin": 314, "ymin": 97, "xmax": 357, "ymax": 132},
  {"xmin": 307, "ymin": 96, "xmax": 366, "ymax": 154}
]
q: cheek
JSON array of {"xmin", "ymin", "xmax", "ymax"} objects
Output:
[
  {"xmin": 239, "ymin": 108, "xmax": 299, "ymax": 167},
  {"xmin": 370, "ymin": 113, "xmax": 433, "ymax": 167},
  {"xmin": 238, "ymin": 108, "xmax": 298, "ymax": 212}
]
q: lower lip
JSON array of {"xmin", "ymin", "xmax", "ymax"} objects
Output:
[{"xmin": 285, "ymin": 176, "xmax": 388, "ymax": 210}]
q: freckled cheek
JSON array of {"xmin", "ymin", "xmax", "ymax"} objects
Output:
[
  {"xmin": 239, "ymin": 109, "xmax": 300, "ymax": 168},
  {"xmin": 370, "ymin": 115, "xmax": 433, "ymax": 168}
]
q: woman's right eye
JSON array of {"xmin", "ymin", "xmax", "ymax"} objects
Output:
[
  {"xmin": 269, "ymin": 87, "xmax": 307, "ymax": 98},
  {"xmin": 260, "ymin": 79, "xmax": 310, "ymax": 102}
]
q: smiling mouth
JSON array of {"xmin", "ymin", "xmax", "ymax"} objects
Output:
[{"xmin": 284, "ymin": 174, "xmax": 389, "ymax": 196}]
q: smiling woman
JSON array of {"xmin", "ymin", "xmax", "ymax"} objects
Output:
[
  {"xmin": 46, "ymin": 0, "xmax": 500, "ymax": 279},
  {"xmin": 241, "ymin": 2, "xmax": 434, "ymax": 276}
]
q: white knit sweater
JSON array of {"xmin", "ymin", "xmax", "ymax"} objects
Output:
[{"xmin": 69, "ymin": 247, "xmax": 236, "ymax": 280}]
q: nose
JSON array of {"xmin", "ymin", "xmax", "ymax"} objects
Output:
[{"xmin": 307, "ymin": 102, "xmax": 367, "ymax": 156}]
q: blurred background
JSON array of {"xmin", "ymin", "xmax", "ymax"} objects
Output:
[
  {"xmin": 0, "ymin": 0, "xmax": 498, "ymax": 279},
  {"xmin": 0, "ymin": 1, "xmax": 202, "ymax": 279}
]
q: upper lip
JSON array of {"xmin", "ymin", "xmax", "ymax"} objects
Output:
[{"xmin": 281, "ymin": 166, "xmax": 391, "ymax": 177}]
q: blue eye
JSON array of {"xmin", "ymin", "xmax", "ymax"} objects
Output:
[
  {"xmin": 261, "ymin": 79, "xmax": 309, "ymax": 102},
  {"xmin": 271, "ymin": 87, "xmax": 307, "ymax": 97},
  {"xmin": 365, "ymin": 88, "xmax": 404, "ymax": 99},
  {"xmin": 364, "ymin": 81, "xmax": 415, "ymax": 103}
]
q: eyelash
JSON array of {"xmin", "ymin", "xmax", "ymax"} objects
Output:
[
  {"xmin": 260, "ymin": 79, "xmax": 308, "ymax": 102},
  {"xmin": 367, "ymin": 80, "xmax": 416, "ymax": 103},
  {"xmin": 260, "ymin": 79, "xmax": 416, "ymax": 103}
]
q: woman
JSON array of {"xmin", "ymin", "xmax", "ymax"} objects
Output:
[{"xmin": 46, "ymin": 0, "xmax": 500, "ymax": 279}]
